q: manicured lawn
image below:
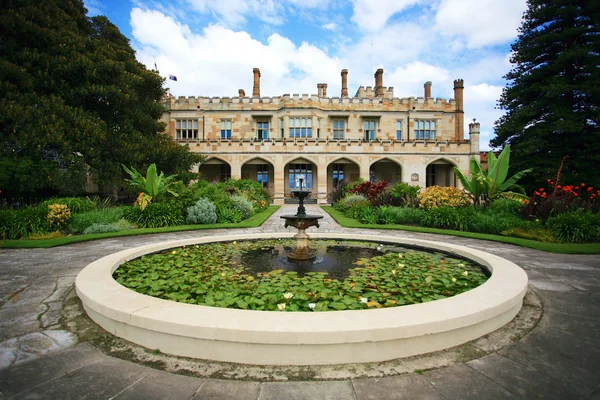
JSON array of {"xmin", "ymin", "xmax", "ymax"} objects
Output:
[
  {"xmin": 0, "ymin": 206, "xmax": 279, "ymax": 249},
  {"xmin": 322, "ymin": 206, "xmax": 600, "ymax": 254}
]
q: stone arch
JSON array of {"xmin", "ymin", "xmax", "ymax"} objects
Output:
[
  {"xmin": 240, "ymin": 157, "xmax": 275, "ymax": 193},
  {"xmin": 326, "ymin": 157, "xmax": 360, "ymax": 195},
  {"xmin": 199, "ymin": 156, "xmax": 231, "ymax": 182},
  {"xmin": 425, "ymin": 157, "xmax": 458, "ymax": 187},
  {"xmin": 369, "ymin": 157, "xmax": 403, "ymax": 185},
  {"xmin": 284, "ymin": 156, "xmax": 319, "ymax": 201}
]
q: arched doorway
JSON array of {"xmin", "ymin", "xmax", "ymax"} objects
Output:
[
  {"xmin": 241, "ymin": 158, "xmax": 275, "ymax": 194},
  {"xmin": 369, "ymin": 158, "xmax": 402, "ymax": 185},
  {"xmin": 426, "ymin": 159, "xmax": 457, "ymax": 187},
  {"xmin": 327, "ymin": 158, "xmax": 360, "ymax": 192},
  {"xmin": 198, "ymin": 157, "xmax": 231, "ymax": 182},
  {"xmin": 284, "ymin": 158, "xmax": 317, "ymax": 202}
]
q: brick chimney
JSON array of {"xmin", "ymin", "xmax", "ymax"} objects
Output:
[
  {"xmin": 374, "ymin": 68, "xmax": 384, "ymax": 97},
  {"xmin": 341, "ymin": 69, "xmax": 348, "ymax": 97},
  {"xmin": 424, "ymin": 81, "xmax": 432, "ymax": 99},
  {"xmin": 322, "ymin": 83, "xmax": 327, "ymax": 97},
  {"xmin": 453, "ymin": 79, "xmax": 464, "ymax": 140},
  {"xmin": 239, "ymin": 89, "xmax": 245, "ymax": 97},
  {"xmin": 252, "ymin": 68, "xmax": 261, "ymax": 97},
  {"xmin": 317, "ymin": 83, "xmax": 323, "ymax": 97}
]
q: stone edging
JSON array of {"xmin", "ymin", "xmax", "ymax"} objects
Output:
[{"xmin": 75, "ymin": 233, "xmax": 528, "ymax": 365}]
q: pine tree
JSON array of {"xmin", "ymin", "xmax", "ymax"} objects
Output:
[
  {"xmin": 0, "ymin": 0, "xmax": 203, "ymax": 196},
  {"xmin": 491, "ymin": 0, "xmax": 600, "ymax": 188}
]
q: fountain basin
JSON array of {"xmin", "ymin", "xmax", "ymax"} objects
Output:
[{"xmin": 76, "ymin": 233, "xmax": 528, "ymax": 365}]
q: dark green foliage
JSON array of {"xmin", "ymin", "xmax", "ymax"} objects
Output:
[
  {"xmin": 216, "ymin": 204, "xmax": 243, "ymax": 223},
  {"xmin": 546, "ymin": 211, "xmax": 600, "ymax": 243},
  {"xmin": 0, "ymin": 207, "xmax": 50, "ymax": 239},
  {"xmin": 492, "ymin": 0, "xmax": 600, "ymax": 188},
  {"xmin": 83, "ymin": 219, "xmax": 134, "ymax": 234},
  {"xmin": 67, "ymin": 207, "xmax": 125, "ymax": 233},
  {"xmin": 487, "ymin": 198, "xmax": 522, "ymax": 216},
  {"xmin": 468, "ymin": 213, "xmax": 528, "ymax": 235},
  {"xmin": 123, "ymin": 203, "xmax": 184, "ymax": 228},
  {"xmin": 390, "ymin": 183, "xmax": 421, "ymax": 208},
  {"xmin": 40, "ymin": 197, "xmax": 96, "ymax": 214},
  {"xmin": 0, "ymin": 0, "xmax": 203, "ymax": 195},
  {"xmin": 359, "ymin": 208, "xmax": 379, "ymax": 224},
  {"xmin": 377, "ymin": 206, "xmax": 425, "ymax": 225},
  {"xmin": 421, "ymin": 207, "xmax": 476, "ymax": 231}
]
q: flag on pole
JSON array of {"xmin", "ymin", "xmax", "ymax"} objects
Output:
[{"xmin": 169, "ymin": 74, "xmax": 178, "ymax": 81}]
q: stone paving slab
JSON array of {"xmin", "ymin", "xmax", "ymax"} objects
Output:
[
  {"xmin": 352, "ymin": 374, "xmax": 445, "ymax": 400},
  {"xmin": 259, "ymin": 381, "xmax": 356, "ymax": 400},
  {"xmin": 114, "ymin": 371, "xmax": 204, "ymax": 400},
  {"xmin": 424, "ymin": 364, "xmax": 515, "ymax": 399},
  {"xmin": 193, "ymin": 380, "xmax": 260, "ymax": 400}
]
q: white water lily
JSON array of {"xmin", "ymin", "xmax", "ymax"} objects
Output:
[
  {"xmin": 283, "ymin": 292, "xmax": 294, "ymax": 299},
  {"xmin": 171, "ymin": 251, "xmax": 176, "ymax": 255},
  {"xmin": 233, "ymin": 241, "xmax": 237, "ymax": 245},
  {"xmin": 360, "ymin": 297, "xmax": 368, "ymax": 303},
  {"xmin": 463, "ymin": 271, "xmax": 469, "ymax": 276},
  {"xmin": 397, "ymin": 263, "xmax": 405, "ymax": 268},
  {"xmin": 392, "ymin": 270, "xmax": 396, "ymax": 275},
  {"xmin": 458, "ymin": 263, "xmax": 465, "ymax": 267},
  {"xmin": 452, "ymin": 277, "xmax": 457, "ymax": 282},
  {"xmin": 308, "ymin": 303, "xmax": 316, "ymax": 309},
  {"xmin": 277, "ymin": 303, "xmax": 286, "ymax": 311}
]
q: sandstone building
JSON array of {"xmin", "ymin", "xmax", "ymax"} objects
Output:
[{"xmin": 162, "ymin": 68, "xmax": 481, "ymax": 204}]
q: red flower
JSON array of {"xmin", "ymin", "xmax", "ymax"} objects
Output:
[
  {"xmin": 524, "ymin": 199, "xmax": 529, "ymax": 205},
  {"xmin": 581, "ymin": 183, "xmax": 586, "ymax": 187},
  {"xmin": 588, "ymin": 187, "xmax": 593, "ymax": 192}
]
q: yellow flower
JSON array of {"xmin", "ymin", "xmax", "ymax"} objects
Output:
[
  {"xmin": 452, "ymin": 277, "xmax": 457, "ymax": 282},
  {"xmin": 171, "ymin": 251, "xmax": 176, "ymax": 255}
]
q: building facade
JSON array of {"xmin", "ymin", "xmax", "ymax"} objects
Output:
[{"xmin": 162, "ymin": 68, "xmax": 480, "ymax": 204}]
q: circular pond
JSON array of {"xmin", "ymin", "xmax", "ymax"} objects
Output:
[
  {"xmin": 76, "ymin": 233, "xmax": 528, "ymax": 365},
  {"xmin": 113, "ymin": 239, "xmax": 489, "ymax": 312}
]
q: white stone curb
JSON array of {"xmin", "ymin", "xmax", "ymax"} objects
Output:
[{"xmin": 76, "ymin": 233, "xmax": 528, "ymax": 365}]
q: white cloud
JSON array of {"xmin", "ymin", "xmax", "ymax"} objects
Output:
[
  {"xmin": 463, "ymin": 83, "xmax": 505, "ymax": 150},
  {"xmin": 350, "ymin": 0, "xmax": 422, "ymax": 32},
  {"xmin": 322, "ymin": 22, "xmax": 337, "ymax": 31},
  {"xmin": 386, "ymin": 62, "xmax": 451, "ymax": 98},
  {"xmin": 131, "ymin": 8, "xmax": 341, "ymax": 97},
  {"xmin": 434, "ymin": 0, "xmax": 527, "ymax": 48},
  {"xmin": 185, "ymin": 0, "xmax": 284, "ymax": 26}
]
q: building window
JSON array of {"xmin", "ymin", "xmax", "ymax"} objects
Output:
[
  {"xmin": 396, "ymin": 121, "xmax": 402, "ymax": 140},
  {"xmin": 426, "ymin": 164, "xmax": 436, "ymax": 187},
  {"xmin": 220, "ymin": 164, "xmax": 231, "ymax": 181},
  {"xmin": 364, "ymin": 120, "xmax": 376, "ymax": 140},
  {"xmin": 220, "ymin": 120, "xmax": 232, "ymax": 139},
  {"xmin": 257, "ymin": 165, "xmax": 269, "ymax": 188},
  {"xmin": 414, "ymin": 120, "xmax": 436, "ymax": 140},
  {"xmin": 289, "ymin": 118, "xmax": 313, "ymax": 138},
  {"xmin": 257, "ymin": 121, "xmax": 269, "ymax": 140},
  {"xmin": 333, "ymin": 120, "xmax": 345, "ymax": 139},
  {"xmin": 332, "ymin": 164, "xmax": 344, "ymax": 188},
  {"xmin": 289, "ymin": 164, "xmax": 313, "ymax": 189},
  {"xmin": 280, "ymin": 118, "xmax": 284, "ymax": 138},
  {"xmin": 176, "ymin": 119, "xmax": 198, "ymax": 140}
]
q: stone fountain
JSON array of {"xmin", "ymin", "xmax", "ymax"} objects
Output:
[{"xmin": 280, "ymin": 175, "xmax": 323, "ymax": 261}]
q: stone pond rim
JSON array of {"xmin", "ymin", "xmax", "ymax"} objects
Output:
[{"xmin": 75, "ymin": 232, "xmax": 528, "ymax": 365}]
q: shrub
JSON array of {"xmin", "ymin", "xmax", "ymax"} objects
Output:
[
  {"xmin": 359, "ymin": 207, "xmax": 379, "ymax": 224},
  {"xmin": 0, "ymin": 206, "xmax": 50, "ymax": 239},
  {"xmin": 40, "ymin": 197, "xmax": 96, "ymax": 213},
  {"xmin": 468, "ymin": 212, "xmax": 526, "ymax": 235},
  {"xmin": 86, "ymin": 195, "xmax": 115, "ymax": 209},
  {"xmin": 67, "ymin": 207, "xmax": 125, "ymax": 233},
  {"xmin": 336, "ymin": 195, "xmax": 371, "ymax": 219},
  {"xmin": 377, "ymin": 206, "xmax": 424, "ymax": 225},
  {"xmin": 390, "ymin": 183, "xmax": 421, "ymax": 208},
  {"xmin": 47, "ymin": 204, "xmax": 71, "ymax": 229},
  {"xmin": 186, "ymin": 198, "xmax": 218, "ymax": 224},
  {"xmin": 486, "ymin": 198, "xmax": 522, "ymax": 216},
  {"xmin": 421, "ymin": 207, "xmax": 475, "ymax": 231},
  {"xmin": 546, "ymin": 211, "xmax": 600, "ymax": 243},
  {"xmin": 83, "ymin": 219, "xmax": 135, "ymax": 235},
  {"xmin": 216, "ymin": 204, "xmax": 243, "ymax": 223},
  {"xmin": 230, "ymin": 195, "xmax": 254, "ymax": 220},
  {"xmin": 418, "ymin": 186, "xmax": 471, "ymax": 210},
  {"xmin": 349, "ymin": 180, "xmax": 389, "ymax": 205},
  {"xmin": 521, "ymin": 182, "xmax": 600, "ymax": 222},
  {"xmin": 123, "ymin": 203, "xmax": 184, "ymax": 228}
]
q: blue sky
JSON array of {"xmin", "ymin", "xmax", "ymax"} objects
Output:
[{"xmin": 84, "ymin": 0, "xmax": 528, "ymax": 150}]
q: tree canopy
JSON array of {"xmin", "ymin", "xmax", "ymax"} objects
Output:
[
  {"xmin": 491, "ymin": 0, "xmax": 600, "ymax": 188},
  {"xmin": 0, "ymin": 0, "xmax": 203, "ymax": 197}
]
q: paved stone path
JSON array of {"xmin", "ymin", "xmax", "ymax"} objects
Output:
[{"xmin": 1, "ymin": 205, "xmax": 599, "ymax": 399}]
